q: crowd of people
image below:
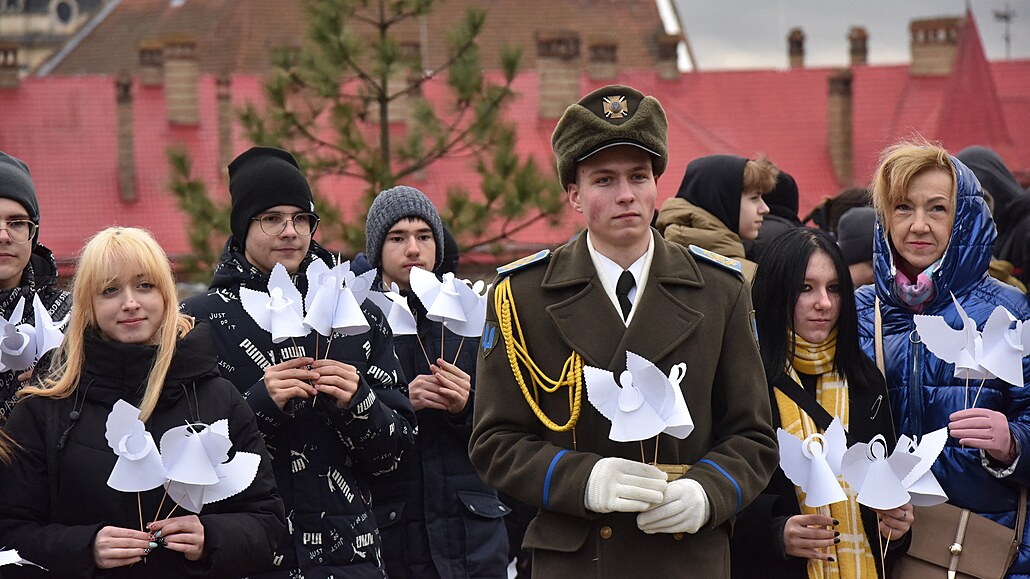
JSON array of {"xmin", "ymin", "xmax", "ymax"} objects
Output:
[{"xmin": 0, "ymin": 81, "xmax": 1025, "ymax": 578}]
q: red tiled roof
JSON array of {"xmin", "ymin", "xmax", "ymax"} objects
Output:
[{"xmin": 4, "ymin": 14, "xmax": 1030, "ymax": 270}]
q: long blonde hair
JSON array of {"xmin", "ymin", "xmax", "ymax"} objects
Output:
[
  {"xmin": 871, "ymin": 138, "xmax": 957, "ymax": 230},
  {"xmin": 19, "ymin": 227, "xmax": 193, "ymax": 421}
]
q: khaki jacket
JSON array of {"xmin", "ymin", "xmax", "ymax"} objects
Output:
[
  {"xmin": 656, "ymin": 197, "xmax": 758, "ymax": 281},
  {"xmin": 470, "ymin": 233, "xmax": 777, "ymax": 578}
]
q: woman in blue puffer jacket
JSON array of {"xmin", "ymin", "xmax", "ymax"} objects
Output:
[{"xmin": 855, "ymin": 140, "xmax": 1030, "ymax": 577}]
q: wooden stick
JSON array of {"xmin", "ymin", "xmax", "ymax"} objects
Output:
[
  {"xmin": 971, "ymin": 377, "xmax": 988, "ymax": 409},
  {"xmin": 640, "ymin": 440, "xmax": 647, "ymax": 464},
  {"xmin": 965, "ymin": 372, "xmax": 970, "ymax": 410},
  {"xmin": 416, "ymin": 335, "xmax": 432, "ymax": 367},
  {"xmin": 654, "ymin": 435, "xmax": 660, "ymax": 465},
  {"xmin": 137, "ymin": 492, "xmax": 144, "ymax": 532},
  {"xmin": 152, "ymin": 487, "xmax": 169, "ymax": 523},
  {"xmin": 451, "ymin": 337, "xmax": 465, "ymax": 365},
  {"xmin": 441, "ymin": 323, "xmax": 445, "ymax": 364},
  {"xmin": 164, "ymin": 504, "xmax": 179, "ymax": 520}
]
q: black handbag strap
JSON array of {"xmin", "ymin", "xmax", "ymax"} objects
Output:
[{"xmin": 771, "ymin": 372, "xmax": 835, "ymax": 432}]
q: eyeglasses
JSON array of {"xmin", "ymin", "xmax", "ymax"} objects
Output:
[
  {"xmin": 251, "ymin": 212, "xmax": 319, "ymax": 237},
  {"xmin": 0, "ymin": 219, "xmax": 37, "ymax": 243}
]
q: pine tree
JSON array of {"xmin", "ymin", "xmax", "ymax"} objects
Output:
[
  {"xmin": 167, "ymin": 149, "xmax": 231, "ymax": 282},
  {"xmin": 238, "ymin": 0, "xmax": 565, "ymax": 253}
]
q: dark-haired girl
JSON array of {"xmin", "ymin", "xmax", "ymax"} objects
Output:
[{"xmin": 731, "ymin": 227, "xmax": 910, "ymax": 579}]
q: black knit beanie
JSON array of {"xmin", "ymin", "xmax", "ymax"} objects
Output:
[
  {"xmin": 0, "ymin": 152, "xmax": 41, "ymax": 228},
  {"xmin": 228, "ymin": 147, "xmax": 315, "ymax": 248},
  {"xmin": 365, "ymin": 185, "xmax": 445, "ymax": 270},
  {"xmin": 837, "ymin": 206, "xmax": 876, "ymax": 266}
]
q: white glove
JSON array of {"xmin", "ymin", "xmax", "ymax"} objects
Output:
[
  {"xmin": 584, "ymin": 457, "xmax": 668, "ymax": 514},
  {"xmin": 636, "ymin": 478, "xmax": 710, "ymax": 534}
]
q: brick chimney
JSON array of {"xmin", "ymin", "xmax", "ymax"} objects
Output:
[
  {"xmin": 0, "ymin": 44, "xmax": 20, "ymax": 89},
  {"xmin": 536, "ymin": 31, "xmax": 580, "ymax": 119},
  {"xmin": 588, "ymin": 41, "xmax": 617, "ymax": 81},
  {"xmin": 910, "ymin": 17, "xmax": 962, "ymax": 76},
  {"xmin": 216, "ymin": 74, "xmax": 232, "ymax": 172},
  {"xmin": 138, "ymin": 41, "xmax": 163, "ymax": 87},
  {"xmin": 827, "ymin": 69, "xmax": 853, "ymax": 186},
  {"xmin": 116, "ymin": 74, "xmax": 137, "ymax": 202},
  {"xmin": 849, "ymin": 27, "xmax": 868, "ymax": 66},
  {"xmin": 788, "ymin": 28, "xmax": 805, "ymax": 69},
  {"xmin": 163, "ymin": 36, "xmax": 199, "ymax": 125},
  {"xmin": 656, "ymin": 33, "xmax": 680, "ymax": 80}
]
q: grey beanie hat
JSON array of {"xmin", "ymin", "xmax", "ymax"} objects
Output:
[
  {"xmin": 366, "ymin": 185, "xmax": 445, "ymax": 270},
  {"xmin": 0, "ymin": 152, "xmax": 41, "ymax": 224}
]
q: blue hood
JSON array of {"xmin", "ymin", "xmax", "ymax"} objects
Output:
[{"xmin": 872, "ymin": 155, "xmax": 995, "ymax": 312}]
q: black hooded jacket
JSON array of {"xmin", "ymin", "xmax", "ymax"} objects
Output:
[
  {"xmin": 0, "ymin": 322, "xmax": 286, "ymax": 578},
  {"xmin": 956, "ymin": 146, "xmax": 1030, "ymax": 286},
  {"xmin": 675, "ymin": 154, "xmax": 749, "ymax": 235},
  {"xmin": 180, "ymin": 238, "xmax": 416, "ymax": 578},
  {"xmin": 0, "ymin": 243, "xmax": 72, "ymax": 426}
]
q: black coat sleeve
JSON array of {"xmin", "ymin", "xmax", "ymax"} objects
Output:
[{"xmin": 0, "ymin": 397, "xmax": 102, "ymax": 577}]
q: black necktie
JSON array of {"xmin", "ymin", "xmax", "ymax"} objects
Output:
[{"xmin": 616, "ymin": 270, "xmax": 634, "ymax": 321}]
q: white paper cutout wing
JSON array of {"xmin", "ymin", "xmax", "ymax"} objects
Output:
[
  {"xmin": 446, "ymin": 279, "xmax": 490, "ymax": 338},
  {"xmin": 366, "ymin": 284, "xmax": 418, "ymax": 336},
  {"xmin": 31, "ymin": 293, "xmax": 66, "ymax": 359},
  {"xmin": 240, "ymin": 263, "xmax": 308, "ymax": 343},
  {"xmin": 777, "ymin": 418, "xmax": 848, "ymax": 507},
  {"xmin": 303, "ymin": 259, "xmax": 332, "ymax": 319},
  {"xmin": 0, "ymin": 297, "xmax": 35, "ymax": 372},
  {"xmin": 585, "ymin": 366, "xmax": 665, "ymax": 442},
  {"xmin": 105, "ymin": 400, "xmax": 166, "ymax": 492},
  {"xmin": 896, "ymin": 428, "xmax": 949, "ymax": 506},
  {"xmin": 162, "ymin": 419, "xmax": 261, "ymax": 514},
  {"xmin": 0, "ymin": 549, "xmax": 45, "ymax": 569},
  {"xmin": 980, "ymin": 307, "xmax": 1030, "ymax": 387},
  {"xmin": 625, "ymin": 352, "xmax": 693, "ymax": 439},
  {"xmin": 841, "ymin": 435, "xmax": 921, "ymax": 510},
  {"xmin": 914, "ymin": 294, "xmax": 988, "ymax": 380},
  {"xmin": 410, "ymin": 267, "xmax": 466, "ymax": 324}
]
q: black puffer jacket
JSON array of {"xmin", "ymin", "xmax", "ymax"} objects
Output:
[
  {"xmin": 0, "ymin": 322, "xmax": 286, "ymax": 578},
  {"xmin": 0, "ymin": 244, "xmax": 71, "ymax": 425},
  {"xmin": 181, "ymin": 239, "xmax": 416, "ymax": 578},
  {"xmin": 374, "ymin": 289, "xmax": 509, "ymax": 579}
]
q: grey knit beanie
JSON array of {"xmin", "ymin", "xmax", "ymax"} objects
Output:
[
  {"xmin": 366, "ymin": 186, "xmax": 445, "ymax": 270},
  {"xmin": 0, "ymin": 152, "xmax": 40, "ymax": 224}
]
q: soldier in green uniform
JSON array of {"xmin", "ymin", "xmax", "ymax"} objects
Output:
[{"xmin": 469, "ymin": 85, "xmax": 778, "ymax": 578}]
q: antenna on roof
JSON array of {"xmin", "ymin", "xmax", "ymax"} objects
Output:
[{"xmin": 993, "ymin": 3, "xmax": 1016, "ymax": 60}]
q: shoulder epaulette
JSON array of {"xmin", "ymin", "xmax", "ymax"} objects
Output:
[
  {"xmin": 497, "ymin": 249, "xmax": 551, "ymax": 276},
  {"xmin": 688, "ymin": 245, "xmax": 743, "ymax": 277}
]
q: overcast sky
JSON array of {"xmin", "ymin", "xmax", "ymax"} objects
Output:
[{"xmin": 673, "ymin": 0, "xmax": 1030, "ymax": 70}]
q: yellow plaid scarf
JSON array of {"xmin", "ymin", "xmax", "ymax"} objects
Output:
[{"xmin": 773, "ymin": 329, "xmax": 878, "ymax": 579}]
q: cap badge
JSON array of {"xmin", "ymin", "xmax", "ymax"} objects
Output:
[{"xmin": 603, "ymin": 95, "xmax": 629, "ymax": 119}]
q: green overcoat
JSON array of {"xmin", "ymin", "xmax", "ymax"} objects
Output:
[{"xmin": 470, "ymin": 232, "xmax": 778, "ymax": 578}]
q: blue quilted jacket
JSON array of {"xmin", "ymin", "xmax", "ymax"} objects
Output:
[{"xmin": 856, "ymin": 155, "xmax": 1030, "ymax": 577}]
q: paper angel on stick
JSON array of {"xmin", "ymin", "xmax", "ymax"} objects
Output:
[
  {"xmin": 777, "ymin": 418, "xmax": 848, "ymax": 507},
  {"xmin": 895, "ymin": 427, "xmax": 949, "ymax": 506},
  {"xmin": 105, "ymin": 400, "xmax": 167, "ymax": 493},
  {"xmin": 914, "ymin": 293, "xmax": 989, "ymax": 381},
  {"xmin": 841, "ymin": 434, "xmax": 921, "ymax": 510},
  {"xmin": 303, "ymin": 260, "xmax": 377, "ymax": 338},
  {"xmin": 160, "ymin": 420, "xmax": 261, "ymax": 514},
  {"xmin": 585, "ymin": 351, "xmax": 693, "ymax": 444},
  {"xmin": 239, "ymin": 262, "xmax": 308, "ymax": 344},
  {"xmin": 0, "ymin": 297, "xmax": 34, "ymax": 372},
  {"xmin": 446, "ymin": 279, "xmax": 490, "ymax": 338},
  {"xmin": 366, "ymin": 283, "xmax": 418, "ymax": 336},
  {"xmin": 979, "ymin": 307, "xmax": 1030, "ymax": 388}
]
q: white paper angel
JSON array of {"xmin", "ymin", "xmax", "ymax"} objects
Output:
[
  {"xmin": 366, "ymin": 283, "xmax": 418, "ymax": 336},
  {"xmin": 105, "ymin": 400, "xmax": 167, "ymax": 493},
  {"xmin": 896, "ymin": 427, "xmax": 949, "ymax": 506},
  {"xmin": 303, "ymin": 259, "xmax": 376, "ymax": 337},
  {"xmin": 914, "ymin": 293, "xmax": 988, "ymax": 380},
  {"xmin": 841, "ymin": 434, "xmax": 921, "ymax": 510},
  {"xmin": 409, "ymin": 267, "xmax": 467, "ymax": 326},
  {"xmin": 446, "ymin": 279, "xmax": 490, "ymax": 338},
  {"xmin": 979, "ymin": 307, "xmax": 1030, "ymax": 387},
  {"xmin": 239, "ymin": 262, "xmax": 308, "ymax": 343},
  {"xmin": 0, "ymin": 297, "xmax": 34, "ymax": 372},
  {"xmin": 25, "ymin": 293, "xmax": 68, "ymax": 360},
  {"xmin": 777, "ymin": 418, "xmax": 848, "ymax": 507},
  {"xmin": 160, "ymin": 420, "xmax": 261, "ymax": 514},
  {"xmin": 585, "ymin": 351, "xmax": 693, "ymax": 442},
  {"xmin": 0, "ymin": 549, "xmax": 45, "ymax": 570}
]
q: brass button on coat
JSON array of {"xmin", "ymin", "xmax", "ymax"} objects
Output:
[{"xmin": 600, "ymin": 526, "xmax": 613, "ymax": 539}]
